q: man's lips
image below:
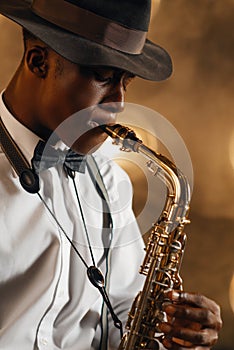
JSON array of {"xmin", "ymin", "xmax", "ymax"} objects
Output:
[{"xmin": 88, "ymin": 106, "xmax": 118, "ymax": 128}]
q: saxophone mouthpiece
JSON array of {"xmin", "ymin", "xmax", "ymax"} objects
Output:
[{"xmin": 100, "ymin": 124, "xmax": 142, "ymax": 152}]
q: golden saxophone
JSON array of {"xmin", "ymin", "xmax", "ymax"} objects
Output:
[{"xmin": 102, "ymin": 124, "xmax": 191, "ymax": 350}]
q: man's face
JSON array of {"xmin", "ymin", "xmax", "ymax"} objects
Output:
[{"xmin": 38, "ymin": 50, "xmax": 135, "ymax": 154}]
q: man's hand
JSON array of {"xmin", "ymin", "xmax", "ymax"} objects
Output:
[{"xmin": 158, "ymin": 290, "xmax": 222, "ymax": 349}]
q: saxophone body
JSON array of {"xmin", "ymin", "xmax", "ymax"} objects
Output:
[{"xmin": 102, "ymin": 124, "xmax": 191, "ymax": 350}]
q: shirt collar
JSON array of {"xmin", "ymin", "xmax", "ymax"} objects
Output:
[{"xmin": 0, "ymin": 91, "xmax": 42, "ymax": 165}]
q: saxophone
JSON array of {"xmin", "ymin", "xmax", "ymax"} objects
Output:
[{"xmin": 102, "ymin": 124, "xmax": 191, "ymax": 350}]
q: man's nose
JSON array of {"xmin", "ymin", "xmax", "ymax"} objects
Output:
[{"xmin": 103, "ymin": 83, "xmax": 125, "ymax": 113}]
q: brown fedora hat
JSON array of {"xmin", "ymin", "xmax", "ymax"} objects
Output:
[{"xmin": 0, "ymin": 0, "xmax": 172, "ymax": 81}]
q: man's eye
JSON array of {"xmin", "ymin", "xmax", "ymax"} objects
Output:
[{"xmin": 94, "ymin": 71, "xmax": 113, "ymax": 83}]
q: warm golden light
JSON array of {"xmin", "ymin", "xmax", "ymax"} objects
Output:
[
  {"xmin": 229, "ymin": 130, "xmax": 234, "ymax": 171},
  {"xmin": 151, "ymin": 0, "xmax": 161, "ymax": 18},
  {"xmin": 229, "ymin": 274, "xmax": 234, "ymax": 314}
]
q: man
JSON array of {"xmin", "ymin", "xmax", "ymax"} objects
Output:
[{"xmin": 0, "ymin": 1, "xmax": 222, "ymax": 349}]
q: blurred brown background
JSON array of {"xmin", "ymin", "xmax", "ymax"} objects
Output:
[{"xmin": 0, "ymin": 0, "xmax": 233, "ymax": 349}]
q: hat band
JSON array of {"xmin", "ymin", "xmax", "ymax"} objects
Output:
[{"xmin": 32, "ymin": 0, "xmax": 147, "ymax": 55}]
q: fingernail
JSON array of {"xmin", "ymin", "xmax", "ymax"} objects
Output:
[
  {"xmin": 164, "ymin": 290, "xmax": 180, "ymax": 300},
  {"xmin": 171, "ymin": 290, "xmax": 181, "ymax": 300}
]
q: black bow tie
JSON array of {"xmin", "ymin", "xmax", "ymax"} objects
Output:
[{"xmin": 32, "ymin": 140, "xmax": 86, "ymax": 174}]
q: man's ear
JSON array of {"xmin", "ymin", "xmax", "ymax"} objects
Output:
[{"xmin": 26, "ymin": 46, "xmax": 48, "ymax": 78}]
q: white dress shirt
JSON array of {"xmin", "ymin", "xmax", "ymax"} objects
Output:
[{"xmin": 0, "ymin": 92, "xmax": 152, "ymax": 350}]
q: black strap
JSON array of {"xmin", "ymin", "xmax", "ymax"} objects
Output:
[{"xmin": 0, "ymin": 116, "xmax": 40, "ymax": 193}]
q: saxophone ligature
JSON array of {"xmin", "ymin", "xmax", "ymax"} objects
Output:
[{"xmin": 101, "ymin": 124, "xmax": 191, "ymax": 350}]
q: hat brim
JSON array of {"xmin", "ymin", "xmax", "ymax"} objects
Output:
[{"xmin": 0, "ymin": 0, "xmax": 172, "ymax": 81}]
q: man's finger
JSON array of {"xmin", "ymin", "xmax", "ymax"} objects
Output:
[
  {"xmin": 159, "ymin": 323, "xmax": 219, "ymax": 346},
  {"xmin": 163, "ymin": 303, "xmax": 221, "ymax": 329},
  {"xmin": 165, "ymin": 291, "xmax": 222, "ymax": 324}
]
